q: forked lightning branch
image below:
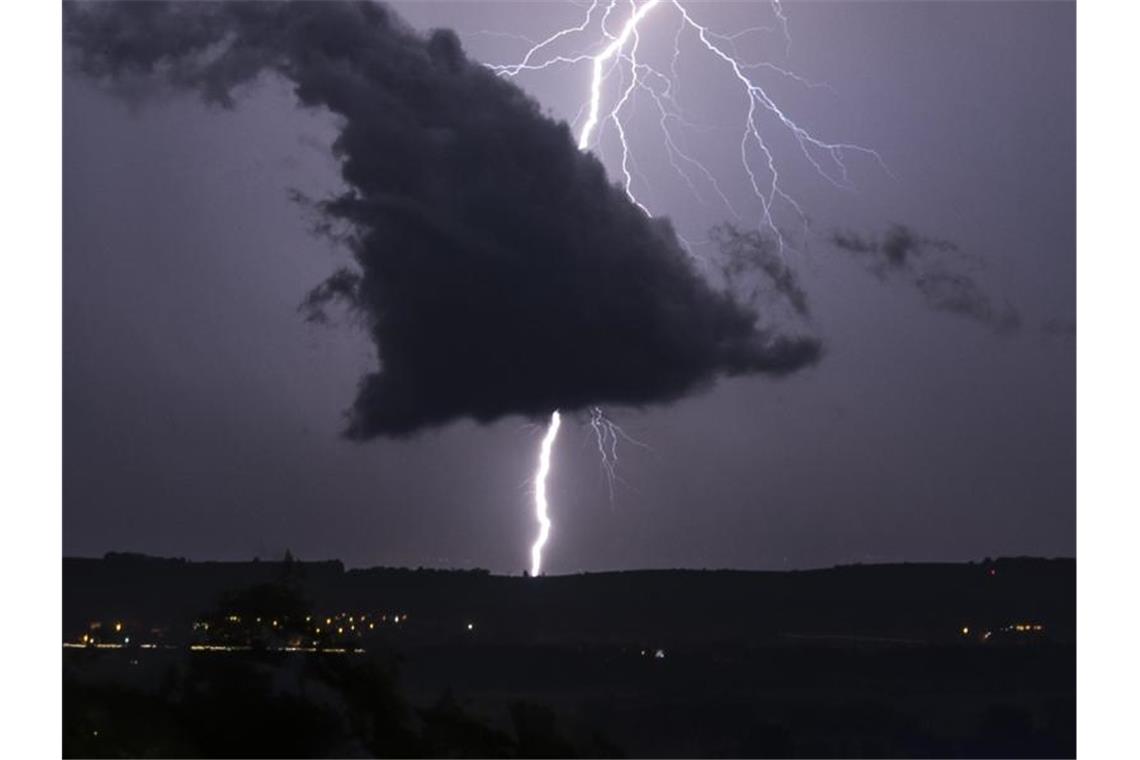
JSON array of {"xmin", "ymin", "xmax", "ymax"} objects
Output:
[{"xmin": 495, "ymin": 0, "xmax": 882, "ymax": 576}]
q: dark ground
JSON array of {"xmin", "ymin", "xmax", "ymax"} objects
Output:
[{"xmin": 63, "ymin": 555, "xmax": 1075, "ymax": 757}]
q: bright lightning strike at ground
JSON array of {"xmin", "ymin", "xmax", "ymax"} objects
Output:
[
  {"xmin": 530, "ymin": 407, "xmax": 645, "ymax": 574},
  {"xmin": 530, "ymin": 411, "xmax": 562, "ymax": 577}
]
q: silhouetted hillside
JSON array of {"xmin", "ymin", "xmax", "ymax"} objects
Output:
[
  {"xmin": 64, "ymin": 554, "xmax": 1074, "ymax": 646},
  {"xmin": 63, "ymin": 554, "xmax": 1075, "ymax": 757}
]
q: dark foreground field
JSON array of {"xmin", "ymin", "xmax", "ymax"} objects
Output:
[{"xmin": 63, "ymin": 555, "xmax": 1075, "ymax": 757}]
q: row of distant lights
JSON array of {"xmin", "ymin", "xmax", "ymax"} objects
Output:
[
  {"xmin": 70, "ymin": 614, "xmax": 412, "ymax": 650},
  {"xmin": 67, "ymin": 621, "xmax": 133, "ymax": 648},
  {"xmin": 305, "ymin": 611, "xmax": 408, "ymax": 637},
  {"xmin": 72, "ymin": 613, "xmax": 487, "ymax": 647},
  {"xmin": 192, "ymin": 611, "xmax": 410, "ymax": 637},
  {"xmin": 205, "ymin": 612, "xmax": 407, "ymax": 650},
  {"xmin": 960, "ymin": 622, "xmax": 1045, "ymax": 641}
]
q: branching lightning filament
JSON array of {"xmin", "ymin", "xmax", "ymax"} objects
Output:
[
  {"xmin": 497, "ymin": 1, "xmax": 882, "ymax": 574},
  {"xmin": 484, "ymin": 0, "xmax": 887, "ymax": 256},
  {"xmin": 589, "ymin": 406, "xmax": 650, "ymax": 504}
]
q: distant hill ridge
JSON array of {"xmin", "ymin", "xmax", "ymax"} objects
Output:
[{"xmin": 64, "ymin": 554, "xmax": 1074, "ymax": 646}]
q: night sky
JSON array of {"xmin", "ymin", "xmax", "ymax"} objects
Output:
[{"xmin": 63, "ymin": 1, "xmax": 1074, "ymax": 573}]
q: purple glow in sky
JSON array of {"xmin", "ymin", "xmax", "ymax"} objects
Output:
[{"xmin": 63, "ymin": 1, "xmax": 1074, "ymax": 573}]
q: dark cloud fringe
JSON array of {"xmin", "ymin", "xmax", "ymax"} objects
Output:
[
  {"xmin": 831, "ymin": 224, "xmax": 1019, "ymax": 333},
  {"xmin": 66, "ymin": 1, "xmax": 821, "ymax": 436}
]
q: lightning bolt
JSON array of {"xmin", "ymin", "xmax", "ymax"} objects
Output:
[
  {"xmin": 588, "ymin": 407, "xmax": 621, "ymax": 501},
  {"xmin": 485, "ymin": 0, "xmax": 888, "ymax": 255},
  {"xmin": 530, "ymin": 410, "xmax": 562, "ymax": 576},
  {"xmin": 495, "ymin": 1, "xmax": 884, "ymax": 573},
  {"xmin": 589, "ymin": 406, "xmax": 651, "ymax": 504},
  {"xmin": 576, "ymin": 0, "xmax": 662, "ymax": 152}
]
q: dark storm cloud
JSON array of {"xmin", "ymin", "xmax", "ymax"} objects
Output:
[
  {"xmin": 830, "ymin": 224, "xmax": 1019, "ymax": 333},
  {"xmin": 832, "ymin": 224, "xmax": 960, "ymax": 276},
  {"xmin": 65, "ymin": 0, "xmax": 820, "ymax": 437},
  {"xmin": 711, "ymin": 224, "xmax": 811, "ymax": 319}
]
